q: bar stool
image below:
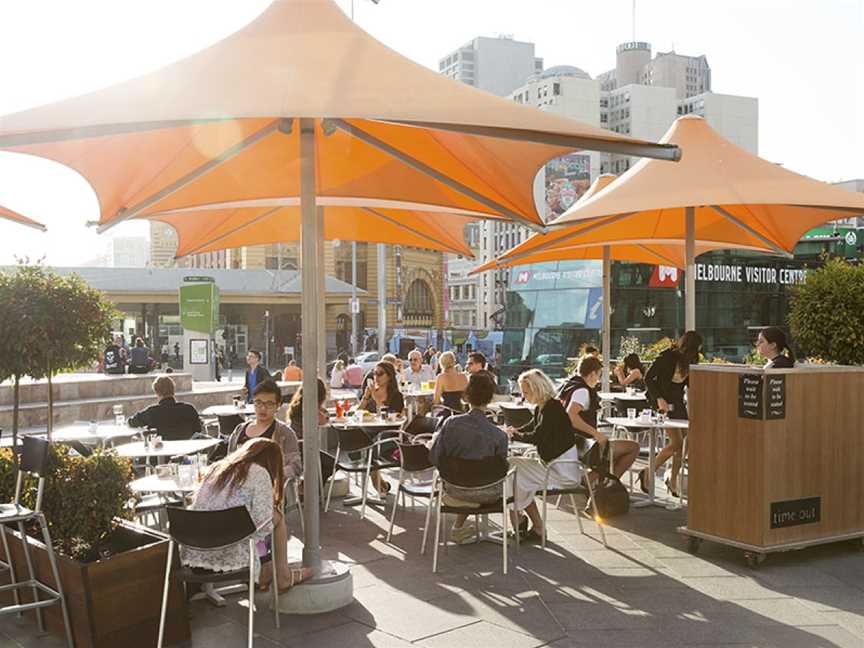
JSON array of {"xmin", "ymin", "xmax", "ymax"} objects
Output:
[{"xmin": 0, "ymin": 437, "xmax": 74, "ymax": 648}]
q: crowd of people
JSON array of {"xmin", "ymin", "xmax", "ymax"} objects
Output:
[{"xmin": 117, "ymin": 327, "xmax": 797, "ymax": 585}]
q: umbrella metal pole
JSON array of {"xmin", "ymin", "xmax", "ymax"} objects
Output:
[
  {"xmin": 299, "ymin": 118, "xmax": 322, "ymax": 574},
  {"xmin": 377, "ymin": 243, "xmax": 386, "ymax": 355},
  {"xmin": 685, "ymin": 205, "xmax": 696, "ymax": 331},
  {"xmin": 317, "ymin": 208, "xmax": 326, "ymax": 379},
  {"xmin": 602, "ymin": 245, "xmax": 611, "ymax": 392},
  {"xmin": 351, "ymin": 242, "xmax": 358, "ymax": 357}
]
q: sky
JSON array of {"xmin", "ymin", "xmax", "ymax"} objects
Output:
[{"xmin": 0, "ymin": 0, "xmax": 861, "ymax": 265}]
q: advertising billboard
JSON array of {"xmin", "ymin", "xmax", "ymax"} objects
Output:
[{"xmin": 543, "ymin": 153, "xmax": 591, "ymax": 219}]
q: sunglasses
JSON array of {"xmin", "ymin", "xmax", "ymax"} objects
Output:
[
  {"xmin": 253, "ymin": 400, "xmax": 278, "ymax": 409},
  {"xmin": 374, "ymin": 371, "xmax": 386, "ymax": 377}
]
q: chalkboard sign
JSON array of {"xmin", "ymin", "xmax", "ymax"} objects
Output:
[
  {"xmin": 766, "ymin": 375, "xmax": 786, "ymax": 420},
  {"xmin": 770, "ymin": 496, "xmax": 821, "ymax": 529},
  {"xmin": 738, "ymin": 374, "xmax": 763, "ymax": 419}
]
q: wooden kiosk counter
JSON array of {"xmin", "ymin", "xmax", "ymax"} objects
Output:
[{"xmin": 679, "ymin": 364, "xmax": 864, "ymax": 566}]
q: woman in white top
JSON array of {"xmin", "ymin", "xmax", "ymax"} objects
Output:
[
  {"xmin": 330, "ymin": 359, "xmax": 346, "ymax": 389},
  {"xmin": 184, "ymin": 438, "xmax": 312, "ymax": 591}
]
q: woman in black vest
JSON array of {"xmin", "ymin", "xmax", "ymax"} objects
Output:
[
  {"xmin": 642, "ymin": 330, "xmax": 702, "ymax": 496},
  {"xmin": 755, "ymin": 327, "xmax": 795, "ymax": 369},
  {"xmin": 559, "ymin": 356, "xmax": 639, "ymax": 479}
]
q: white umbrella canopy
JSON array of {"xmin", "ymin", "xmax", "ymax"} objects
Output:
[{"xmin": 0, "ymin": 0, "xmax": 681, "ymax": 577}]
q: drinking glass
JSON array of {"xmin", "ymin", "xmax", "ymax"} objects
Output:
[{"xmin": 627, "ymin": 408, "xmax": 637, "ymax": 419}]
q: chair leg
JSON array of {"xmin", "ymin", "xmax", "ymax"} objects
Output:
[
  {"xmin": 272, "ymin": 537, "xmax": 280, "ymax": 630},
  {"xmin": 324, "ymin": 445, "xmax": 340, "ymax": 512},
  {"xmin": 248, "ymin": 539, "xmax": 255, "ymax": 648},
  {"xmin": 570, "ymin": 494, "xmax": 585, "ymax": 535},
  {"xmin": 18, "ymin": 521, "xmax": 43, "ymax": 633},
  {"xmin": 0, "ymin": 525, "xmax": 21, "ymax": 614},
  {"xmin": 38, "ymin": 516, "xmax": 73, "ymax": 648},
  {"xmin": 432, "ymin": 490, "xmax": 442, "ymax": 573},
  {"xmin": 420, "ymin": 489, "xmax": 434, "ymax": 556},
  {"xmin": 361, "ymin": 450, "xmax": 373, "ymax": 520},
  {"xmin": 502, "ymin": 494, "xmax": 509, "ymax": 576},
  {"xmin": 386, "ymin": 470, "xmax": 403, "ymax": 542},
  {"xmin": 157, "ymin": 540, "xmax": 173, "ymax": 648},
  {"xmin": 584, "ymin": 478, "xmax": 608, "ymax": 547},
  {"xmin": 541, "ymin": 487, "xmax": 548, "ymax": 549},
  {"xmin": 293, "ymin": 481, "xmax": 306, "ymax": 543}
]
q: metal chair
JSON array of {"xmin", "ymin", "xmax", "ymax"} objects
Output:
[
  {"xmin": 400, "ymin": 415, "xmax": 439, "ymax": 440},
  {"xmin": 386, "ymin": 439, "xmax": 435, "ymax": 546},
  {"xmin": 432, "ymin": 457, "xmax": 519, "ymax": 575},
  {"xmin": 499, "ymin": 405, "xmax": 533, "ymax": 429},
  {"xmin": 324, "ymin": 427, "xmax": 399, "ymax": 519},
  {"xmin": 0, "ymin": 437, "xmax": 74, "ymax": 648},
  {"xmin": 157, "ymin": 506, "xmax": 279, "ymax": 648}
]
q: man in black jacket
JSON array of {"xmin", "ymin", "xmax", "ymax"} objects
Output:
[
  {"xmin": 242, "ymin": 349, "xmax": 271, "ymax": 403},
  {"xmin": 128, "ymin": 376, "xmax": 202, "ymax": 441}
]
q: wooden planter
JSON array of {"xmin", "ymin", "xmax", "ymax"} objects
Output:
[{"xmin": 0, "ymin": 518, "xmax": 190, "ymax": 648}]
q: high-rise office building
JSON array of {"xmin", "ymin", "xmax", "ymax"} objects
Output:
[{"xmin": 438, "ymin": 35, "xmax": 543, "ymax": 97}]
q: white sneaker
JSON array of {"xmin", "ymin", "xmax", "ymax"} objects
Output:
[{"xmin": 449, "ymin": 524, "xmax": 477, "ymax": 545}]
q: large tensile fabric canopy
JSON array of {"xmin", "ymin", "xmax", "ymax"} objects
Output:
[
  {"xmin": 0, "ymin": 204, "xmax": 45, "ymax": 231},
  {"xmin": 0, "ymin": 0, "xmax": 678, "ymax": 233},
  {"xmin": 511, "ymin": 116, "xmax": 864, "ymax": 329},
  {"xmin": 0, "ymin": 0, "xmax": 680, "ymax": 580},
  {"xmin": 155, "ymin": 204, "xmax": 477, "ymax": 258}
]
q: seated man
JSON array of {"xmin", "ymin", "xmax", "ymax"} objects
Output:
[
  {"xmin": 282, "ymin": 359, "xmax": 303, "ymax": 382},
  {"xmin": 344, "ymin": 358, "xmax": 365, "ymax": 389},
  {"xmin": 128, "ymin": 375, "xmax": 202, "ymax": 441},
  {"xmin": 428, "ymin": 371, "xmax": 508, "ymax": 544},
  {"xmin": 403, "ymin": 349, "xmax": 435, "ymax": 389}
]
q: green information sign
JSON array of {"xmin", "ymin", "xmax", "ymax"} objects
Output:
[{"xmin": 179, "ymin": 281, "xmax": 219, "ymax": 333}]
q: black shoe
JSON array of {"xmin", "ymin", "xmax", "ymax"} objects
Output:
[
  {"xmin": 665, "ymin": 477, "xmax": 679, "ymax": 498},
  {"xmin": 638, "ymin": 468, "xmax": 651, "ymax": 495}
]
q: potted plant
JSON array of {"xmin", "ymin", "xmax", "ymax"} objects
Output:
[
  {"xmin": 0, "ymin": 264, "xmax": 118, "ymax": 452},
  {"xmin": 0, "ymin": 446, "xmax": 190, "ymax": 648}
]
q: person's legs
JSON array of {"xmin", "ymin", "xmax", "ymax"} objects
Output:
[
  {"xmin": 665, "ymin": 429, "xmax": 684, "ymax": 492},
  {"xmin": 611, "ymin": 439, "xmax": 640, "ymax": 478}
]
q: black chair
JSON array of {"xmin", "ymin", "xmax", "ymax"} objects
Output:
[
  {"xmin": 499, "ymin": 405, "xmax": 533, "ymax": 429},
  {"xmin": 432, "ymin": 456, "xmax": 518, "ymax": 575},
  {"xmin": 324, "ymin": 427, "xmax": 399, "ymax": 520},
  {"xmin": 0, "ymin": 437, "xmax": 74, "ymax": 648},
  {"xmin": 386, "ymin": 440, "xmax": 435, "ymax": 546},
  {"xmin": 218, "ymin": 414, "xmax": 245, "ymax": 438},
  {"xmin": 158, "ymin": 506, "xmax": 279, "ymax": 648},
  {"xmin": 401, "ymin": 415, "xmax": 439, "ymax": 439}
]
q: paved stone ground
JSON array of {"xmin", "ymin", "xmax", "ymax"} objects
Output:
[{"xmin": 3, "ymin": 492, "xmax": 864, "ymax": 647}]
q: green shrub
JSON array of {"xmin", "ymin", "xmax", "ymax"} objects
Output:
[
  {"xmin": 0, "ymin": 446, "xmax": 134, "ymax": 561},
  {"xmin": 788, "ymin": 257, "xmax": 864, "ymax": 366}
]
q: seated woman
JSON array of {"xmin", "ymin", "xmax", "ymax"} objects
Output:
[
  {"xmin": 183, "ymin": 438, "xmax": 312, "ymax": 591},
  {"xmin": 285, "ymin": 378, "xmax": 335, "ymax": 484},
  {"xmin": 429, "ymin": 371, "xmax": 508, "ymax": 545},
  {"xmin": 433, "ymin": 351, "xmax": 468, "ymax": 413},
  {"xmin": 356, "ymin": 362, "xmax": 404, "ymax": 496},
  {"xmin": 560, "ymin": 356, "xmax": 640, "ymax": 480},
  {"xmin": 613, "ymin": 353, "xmax": 645, "ymax": 390},
  {"xmin": 756, "ymin": 326, "xmax": 795, "ymax": 369},
  {"xmin": 505, "ymin": 369, "xmax": 584, "ymax": 542},
  {"xmin": 643, "ymin": 330, "xmax": 703, "ymax": 496}
]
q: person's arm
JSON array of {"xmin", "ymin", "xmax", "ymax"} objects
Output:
[
  {"xmin": 644, "ymin": 354, "xmax": 672, "ymax": 411},
  {"xmin": 358, "ymin": 385, "xmax": 373, "ymax": 410},
  {"xmin": 565, "ymin": 395, "xmax": 607, "ymax": 445},
  {"xmin": 427, "ymin": 423, "xmax": 447, "ymax": 466},
  {"xmin": 621, "ymin": 368, "xmax": 643, "ymax": 386},
  {"xmin": 279, "ymin": 426, "xmax": 303, "ymax": 480},
  {"xmin": 613, "ymin": 365, "xmax": 625, "ymax": 384},
  {"xmin": 128, "ymin": 405, "xmax": 154, "ymax": 429},
  {"xmin": 433, "ymin": 374, "xmax": 444, "ymax": 405}
]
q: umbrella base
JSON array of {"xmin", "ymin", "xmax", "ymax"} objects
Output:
[{"xmin": 273, "ymin": 560, "xmax": 353, "ymax": 614}]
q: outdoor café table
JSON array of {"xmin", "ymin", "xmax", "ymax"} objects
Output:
[
  {"xmin": 201, "ymin": 404, "xmax": 255, "ymax": 417},
  {"xmin": 604, "ymin": 416, "xmax": 688, "ymax": 509},
  {"xmin": 52, "ymin": 422, "xmax": 140, "ymax": 448},
  {"xmin": 114, "ymin": 438, "xmax": 220, "ymax": 461},
  {"xmin": 598, "ymin": 391, "xmax": 648, "ymax": 402},
  {"xmin": 129, "ymin": 474, "xmax": 199, "ymax": 495}
]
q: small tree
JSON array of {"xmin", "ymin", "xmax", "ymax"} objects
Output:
[
  {"xmin": 788, "ymin": 257, "xmax": 864, "ymax": 366},
  {"xmin": 0, "ymin": 265, "xmax": 117, "ymax": 452}
]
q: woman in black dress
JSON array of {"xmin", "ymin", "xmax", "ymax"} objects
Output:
[
  {"xmin": 642, "ymin": 330, "xmax": 703, "ymax": 496},
  {"xmin": 756, "ymin": 327, "xmax": 795, "ymax": 369}
]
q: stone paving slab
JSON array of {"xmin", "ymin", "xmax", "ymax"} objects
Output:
[{"xmin": 2, "ymin": 497, "xmax": 864, "ymax": 647}]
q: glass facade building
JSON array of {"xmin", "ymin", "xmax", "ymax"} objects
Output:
[{"xmin": 499, "ymin": 227, "xmax": 862, "ymax": 384}]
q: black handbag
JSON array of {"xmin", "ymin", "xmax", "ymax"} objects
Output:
[
  {"xmin": 573, "ymin": 433, "xmax": 610, "ymax": 470},
  {"xmin": 590, "ymin": 472, "xmax": 630, "ymax": 518}
]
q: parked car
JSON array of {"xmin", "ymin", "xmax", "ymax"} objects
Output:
[{"xmin": 354, "ymin": 351, "xmax": 382, "ymax": 374}]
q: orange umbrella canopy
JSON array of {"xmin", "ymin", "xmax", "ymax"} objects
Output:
[
  {"xmin": 469, "ymin": 174, "xmax": 760, "ymax": 273},
  {"xmin": 0, "ymin": 0, "xmax": 678, "ymax": 233},
  {"xmin": 153, "ymin": 203, "xmax": 477, "ymax": 258},
  {"xmin": 0, "ymin": 204, "xmax": 46, "ymax": 231},
  {"xmin": 539, "ymin": 116, "xmax": 864, "ymax": 256}
]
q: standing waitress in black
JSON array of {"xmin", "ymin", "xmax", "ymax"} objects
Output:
[{"xmin": 641, "ymin": 330, "xmax": 703, "ymax": 496}]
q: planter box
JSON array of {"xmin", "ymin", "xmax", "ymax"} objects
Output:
[{"xmin": 0, "ymin": 518, "xmax": 190, "ymax": 648}]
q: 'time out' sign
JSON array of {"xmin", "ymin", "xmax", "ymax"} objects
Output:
[{"xmin": 770, "ymin": 497, "xmax": 821, "ymax": 529}]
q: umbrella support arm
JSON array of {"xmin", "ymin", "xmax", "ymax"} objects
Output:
[
  {"xmin": 173, "ymin": 206, "xmax": 284, "ymax": 258},
  {"xmin": 362, "ymin": 207, "xmax": 467, "ymax": 254},
  {"xmin": 329, "ymin": 118, "xmax": 544, "ymax": 232},
  {"xmin": 709, "ymin": 205, "xmax": 794, "ymax": 258},
  {"xmin": 97, "ymin": 119, "xmax": 286, "ymax": 233},
  {"xmin": 601, "ymin": 246, "xmax": 611, "ymax": 392},
  {"xmin": 685, "ymin": 206, "xmax": 696, "ymax": 331}
]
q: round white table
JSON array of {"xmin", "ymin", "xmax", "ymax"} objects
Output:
[
  {"xmin": 605, "ymin": 416, "xmax": 688, "ymax": 508},
  {"xmin": 129, "ymin": 474, "xmax": 199, "ymax": 494},
  {"xmin": 114, "ymin": 438, "xmax": 221, "ymax": 459},
  {"xmin": 201, "ymin": 404, "xmax": 255, "ymax": 417},
  {"xmin": 598, "ymin": 391, "xmax": 648, "ymax": 402},
  {"xmin": 330, "ymin": 417, "xmax": 406, "ymax": 430},
  {"xmin": 51, "ymin": 423, "xmax": 140, "ymax": 448}
]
